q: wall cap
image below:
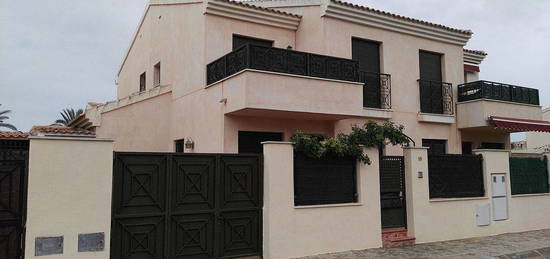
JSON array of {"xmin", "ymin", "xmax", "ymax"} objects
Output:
[
  {"xmin": 29, "ymin": 136, "xmax": 114, "ymax": 142},
  {"xmin": 511, "ymin": 193, "xmax": 550, "ymax": 198},
  {"xmin": 473, "ymin": 149, "xmax": 511, "ymax": 153},
  {"xmin": 261, "ymin": 141, "xmax": 294, "ymax": 145},
  {"xmin": 429, "ymin": 196, "xmax": 489, "ymax": 203},
  {"xmin": 294, "ymin": 202, "xmax": 363, "ymax": 209},
  {"xmin": 402, "ymin": 146, "xmax": 429, "ymax": 150}
]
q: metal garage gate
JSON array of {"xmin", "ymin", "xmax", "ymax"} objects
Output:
[
  {"xmin": 111, "ymin": 153, "xmax": 262, "ymax": 259},
  {"xmin": 0, "ymin": 139, "xmax": 28, "ymax": 259}
]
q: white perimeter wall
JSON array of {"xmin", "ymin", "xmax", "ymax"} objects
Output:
[
  {"xmin": 405, "ymin": 147, "xmax": 550, "ymax": 244},
  {"xmin": 25, "ymin": 137, "xmax": 113, "ymax": 258},
  {"xmin": 262, "ymin": 142, "xmax": 382, "ymax": 259}
]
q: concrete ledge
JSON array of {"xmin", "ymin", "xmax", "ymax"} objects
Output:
[
  {"xmin": 511, "ymin": 193, "xmax": 550, "ymax": 198},
  {"xmin": 361, "ymin": 107, "xmax": 393, "ymax": 119},
  {"xmin": 29, "ymin": 136, "xmax": 114, "ymax": 142},
  {"xmin": 261, "ymin": 141, "xmax": 293, "ymax": 145},
  {"xmin": 429, "ymin": 196, "xmax": 489, "ymax": 203},
  {"xmin": 473, "ymin": 149, "xmax": 511, "ymax": 153},
  {"xmin": 294, "ymin": 203, "xmax": 363, "ymax": 209},
  {"xmin": 417, "ymin": 113, "xmax": 456, "ymax": 124}
]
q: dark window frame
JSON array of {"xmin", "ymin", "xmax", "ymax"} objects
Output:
[
  {"xmin": 139, "ymin": 72, "xmax": 146, "ymax": 92},
  {"xmin": 422, "ymin": 139, "xmax": 447, "ymax": 155},
  {"xmin": 154, "ymin": 62, "xmax": 161, "ymax": 87},
  {"xmin": 232, "ymin": 34, "xmax": 274, "ymax": 50},
  {"xmin": 174, "ymin": 139, "xmax": 185, "ymax": 153},
  {"xmin": 238, "ymin": 131, "xmax": 283, "ymax": 154}
]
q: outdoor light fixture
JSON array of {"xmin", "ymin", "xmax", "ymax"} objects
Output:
[{"xmin": 185, "ymin": 139, "xmax": 194, "ymax": 149}]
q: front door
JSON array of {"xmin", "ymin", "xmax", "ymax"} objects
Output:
[{"xmin": 380, "ymin": 156, "xmax": 406, "ymax": 229}]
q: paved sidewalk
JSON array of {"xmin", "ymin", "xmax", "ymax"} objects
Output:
[{"xmin": 298, "ymin": 229, "xmax": 550, "ymax": 259}]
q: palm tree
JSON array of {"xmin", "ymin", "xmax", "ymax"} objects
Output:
[
  {"xmin": 0, "ymin": 104, "xmax": 17, "ymax": 131},
  {"xmin": 52, "ymin": 108, "xmax": 83, "ymax": 126}
]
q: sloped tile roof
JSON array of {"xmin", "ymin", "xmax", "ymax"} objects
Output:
[
  {"xmin": 220, "ymin": 0, "xmax": 302, "ymax": 18},
  {"xmin": 30, "ymin": 126, "xmax": 95, "ymax": 136},
  {"xmin": 464, "ymin": 48, "xmax": 487, "ymax": 56},
  {"xmin": 330, "ymin": 0, "xmax": 472, "ymax": 35},
  {"xmin": 0, "ymin": 131, "xmax": 29, "ymax": 140}
]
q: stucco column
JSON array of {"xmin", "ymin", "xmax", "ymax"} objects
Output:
[
  {"xmin": 262, "ymin": 141, "xmax": 294, "ymax": 259},
  {"xmin": 26, "ymin": 137, "xmax": 113, "ymax": 259},
  {"xmin": 403, "ymin": 147, "xmax": 429, "ymax": 238},
  {"xmin": 473, "ymin": 149, "xmax": 511, "ymax": 199}
]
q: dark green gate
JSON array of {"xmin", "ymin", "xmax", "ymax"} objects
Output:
[
  {"xmin": 111, "ymin": 152, "xmax": 262, "ymax": 259},
  {"xmin": 510, "ymin": 156, "xmax": 549, "ymax": 195}
]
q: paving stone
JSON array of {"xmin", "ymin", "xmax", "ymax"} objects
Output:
[{"xmin": 296, "ymin": 229, "xmax": 550, "ymax": 259}]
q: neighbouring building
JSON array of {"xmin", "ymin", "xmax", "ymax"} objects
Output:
[{"xmin": 512, "ymin": 107, "xmax": 550, "ymax": 153}]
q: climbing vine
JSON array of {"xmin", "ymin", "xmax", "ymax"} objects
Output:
[{"xmin": 290, "ymin": 121, "xmax": 413, "ymax": 164}]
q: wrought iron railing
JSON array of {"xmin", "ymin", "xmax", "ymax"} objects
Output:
[
  {"xmin": 359, "ymin": 71, "xmax": 391, "ymax": 109},
  {"xmin": 458, "ymin": 80, "xmax": 540, "ymax": 105},
  {"xmin": 206, "ymin": 44, "xmax": 360, "ymax": 85},
  {"xmin": 418, "ymin": 79, "xmax": 453, "ymax": 115}
]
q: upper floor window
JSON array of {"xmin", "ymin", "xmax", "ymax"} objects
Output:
[
  {"xmin": 139, "ymin": 72, "xmax": 146, "ymax": 92},
  {"xmin": 352, "ymin": 38, "xmax": 381, "ymax": 73},
  {"xmin": 419, "ymin": 50, "xmax": 442, "ymax": 82},
  {"xmin": 232, "ymin": 34, "xmax": 273, "ymax": 50},
  {"xmin": 154, "ymin": 62, "xmax": 161, "ymax": 87}
]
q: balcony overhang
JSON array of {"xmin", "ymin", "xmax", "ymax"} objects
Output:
[
  {"xmin": 457, "ymin": 99, "xmax": 542, "ymax": 129},
  {"xmin": 211, "ymin": 69, "xmax": 390, "ymax": 120}
]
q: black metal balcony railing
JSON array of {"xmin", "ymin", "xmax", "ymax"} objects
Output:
[
  {"xmin": 458, "ymin": 80, "xmax": 540, "ymax": 105},
  {"xmin": 418, "ymin": 79, "xmax": 454, "ymax": 115},
  {"xmin": 207, "ymin": 44, "xmax": 360, "ymax": 85},
  {"xmin": 359, "ymin": 71, "xmax": 392, "ymax": 109},
  {"xmin": 207, "ymin": 44, "xmax": 393, "ymax": 109}
]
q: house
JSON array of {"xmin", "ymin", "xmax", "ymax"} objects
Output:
[
  {"xmin": 58, "ymin": 0, "xmax": 550, "ymax": 258},
  {"xmin": 512, "ymin": 107, "xmax": 550, "ymax": 153},
  {"xmin": 72, "ymin": 0, "xmax": 548, "ymax": 156}
]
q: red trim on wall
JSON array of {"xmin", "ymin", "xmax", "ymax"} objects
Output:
[{"xmin": 464, "ymin": 64, "xmax": 480, "ymax": 72}]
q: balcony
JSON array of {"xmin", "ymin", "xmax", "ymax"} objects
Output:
[
  {"xmin": 206, "ymin": 45, "xmax": 393, "ymax": 119},
  {"xmin": 458, "ymin": 80, "xmax": 540, "ymax": 105},
  {"xmin": 418, "ymin": 79, "xmax": 454, "ymax": 115},
  {"xmin": 456, "ymin": 81, "xmax": 542, "ymax": 129}
]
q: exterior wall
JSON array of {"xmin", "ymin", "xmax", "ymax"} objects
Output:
[
  {"xmin": 457, "ymin": 99, "xmax": 542, "ymax": 129},
  {"xmin": 96, "ymin": 92, "xmax": 172, "ymax": 152},
  {"xmin": 404, "ymin": 147, "xmax": 550, "ymax": 244},
  {"xmin": 25, "ymin": 137, "xmax": 113, "ymax": 258},
  {"xmin": 262, "ymin": 142, "xmax": 382, "ymax": 259},
  {"xmin": 461, "ymin": 128, "xmax": 511, "ymax": 150},
  {"xmin": 526, "ymin": 109, "xmax": 550, "ymax": 151}
]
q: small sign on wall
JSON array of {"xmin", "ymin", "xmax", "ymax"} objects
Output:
[{"xmin": 35, "ymin": 236, "xmax": 63, "ymax": 256}]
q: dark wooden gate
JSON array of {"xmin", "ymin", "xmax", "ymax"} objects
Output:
[
  {"xmin": 0, "ymin": 139, "xmax": 29, "ymax": 259},
  {"xmin": 379, "ymin": 156, "xmax": 406, "ymax": 229},
  {"xmin": 111, "ymin": 152, "xmax": 262, "ymax": 259}
]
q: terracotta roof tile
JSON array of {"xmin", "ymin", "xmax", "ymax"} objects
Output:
[
  {"xmin": 464, "ymin": 48, "xmax": 487, "ymax": 56},
  {"xmin": 0, "ymin": 131, "xmax": 29, "ymax": 140},
  {"xmin": 220, "ymin": 0, "xmax": 302, "ymax": 18},
  {"xmin": 330, "ymin": 0, "xmax": 472, "ymax": 35},
  {"xmin": 30, "ymin": 126, "xmax": 95, "ymax": 136}
]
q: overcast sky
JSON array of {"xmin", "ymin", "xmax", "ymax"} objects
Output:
[{"xmin": 1, "ymin": 0, "xmax": 549, "ymax": 133}]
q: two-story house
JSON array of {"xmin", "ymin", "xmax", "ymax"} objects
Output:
[{"xmin": 72, "ymin": 0, "xmax": 547, "ymax": 157}]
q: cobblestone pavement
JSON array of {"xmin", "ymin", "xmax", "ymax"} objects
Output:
[{"xmin": 298, "ymin": 229, "xmax": 550, "ymax": 259}]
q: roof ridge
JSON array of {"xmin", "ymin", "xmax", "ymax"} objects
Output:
[
  {"xmin": 330, "ymin": 0, "xmax": 472, "ymax": 35},
  {"xmin": 217, "ymin": 0, "xmax": 302, "ymax": 18},
  {"xmin": 464, "ymin": 48, "xmax": 487, "ymax": 56}
]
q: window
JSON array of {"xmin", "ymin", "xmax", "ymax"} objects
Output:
[
  {"xmin": 174, "ymin": 139, "xmax": 185, "ymax": 153},
  {"xmin": 238, "ymin": 131, "xmax": 282, "ymax": 154},
  {"xmin": 419, "ymin": 51, "xmax": 444, "ymax": 114},
  {"xmin": 232, "ymin": 35, "xmax": 273, "ymax": 50},
  {"xmin": 479, "ymin": 142, "xmax": 505, "ymax": 149},
  {"xmin": 462, "ymin": 142, "xmax": 473, "ymax": 155},
  {"xmin": 422, "ymin": 139, "xmax": 447, "ymax": 155},
  {"xmin": 352, "ymin": 38, "xmax": 382, "ymax": 108},
  {"xmin": 294, "ymin": 153, "xmax": 357, "ymax": 206},
  {"xmin": 154, "ymin": 62, "xmax": 161, "ymax": 86},
  {"xmin": 139, "ymin": 72, "xmax": 146, "ymax": 92}
]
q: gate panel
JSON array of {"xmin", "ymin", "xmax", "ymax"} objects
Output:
[
  {"xmin": 111, "ymin": 153, "xmax": 262, "ymax": 259},
  {"xmin": 0, "ymin": 140, "xmax": 28, "ymax": 259},
  {"xmin": 380, "ymin": 156, "xmax": 406, "ymax": 229}
]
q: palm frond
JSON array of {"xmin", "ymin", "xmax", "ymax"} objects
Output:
[{"xmin": 0, "ymin": 123, "xmax": 17, "ymax": 131}]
